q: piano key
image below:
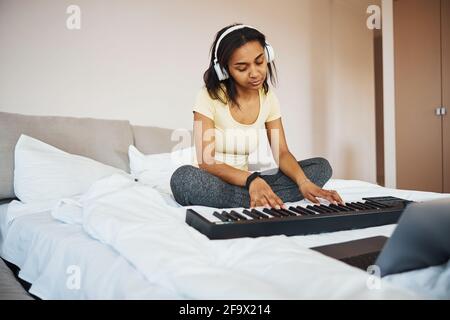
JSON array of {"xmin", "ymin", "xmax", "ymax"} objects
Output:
[
  {"xmin": 295, "ymin": 206, "xmax": 317, "ymax": 215},
  {"xmin": 365, "ymin": 200, "xmax": 389, "ymax": 208},
  {"xmin": 272, "ymin": 208, "xmax": 290, "ymax": 217},
  {"xmin": 271, "ymin": 208, "xmax": 290, "ymax": 217},
  {"xmin": 242, "ymin": 209, "xmax": 261, "ymax": 219},
  {"xmin": 263, "ymin": 208, "xmax": 283, "ymax": 218},
  {"xmin": 230, "ymin": 210, "xmax": 248, "ymax": 220},
  {"xmin": 213, "ymin": 211, "xmax": 231, "ymax": 222},
  {"xmin": 222, "ymin": 211, "xmax": 238, "ymax": 221},
  {"xmin": 329, "ymin": 204, "xmax": 348, "ymax": 212},
  {"xmin": 307, "ymin": 205, "xmax": 327, "ymax": 214},
  {"xmin": 356, "ymin": 202, "xmax": 378, "ymax": 210},
  {"xmin": 344, "ymin": 203, "xmax": 363, "ymax": 211},
  {"xmin": 280, "ymin": 208, "xmax": 299, "ymax": 216},
  {"xmin": 337, "ymin": 204, "xmax": 354, "ymax": 211},
  {"xmin": 319, "ymin": 205, "xmax": 339, "ymax": 213},
  {"xmin": 349, "ymin": 202, "xmax": 368, "ymax": 210},
  {"xmin": 251, "ymin": 209, "xmax": 270, "ymax": 219},
  {"xmin": 187, "ymin": 209, "xmax": 222, "ymax": 223},
  {"xmin": 360, "ymin": 202, "xmax": 380, "ymax": 210},
  {"xmin": 288, "ymin": 206, "xmax": 304, "ymax": 215}
]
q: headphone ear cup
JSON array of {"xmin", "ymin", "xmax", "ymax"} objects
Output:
[
  {"xmin": 221, "ymin": 68, "xmax": 229, "ymax": 80},
  {"xmin": 214, "ymin": 62, "xmax": 229, "ymax": 81},
  {"xmin": 264, "ymin": 43, "xmax": 275, "ymax": 63}
]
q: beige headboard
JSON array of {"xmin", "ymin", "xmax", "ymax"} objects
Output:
[
  {"xmin": 0, "ymin": 111, "xmax": 184, "ymax": 200},
  {"xmin": 132, "ymin": 125, "xmax": 191, "ymax": 155}
]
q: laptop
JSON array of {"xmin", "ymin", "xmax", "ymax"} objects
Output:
[
  {"xmin": 311, "ymin": 236, "xmax": 389, "ymax": 271},
  {"xmin": 311, "ymin": 198, "xmax": 450, "ymax": 276}
]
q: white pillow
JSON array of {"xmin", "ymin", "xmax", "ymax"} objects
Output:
[
  {"xmin": 14, "ymin": 134, "xmax": 124, "ymax": 203},
  {"xmin": 128, "ymin": 145, "xmax": 195, "ymax": 195}
]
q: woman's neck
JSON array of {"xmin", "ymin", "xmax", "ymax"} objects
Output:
[{"xmin": 235, "ymin": 84, "xmax": 259, "ymax": 101}]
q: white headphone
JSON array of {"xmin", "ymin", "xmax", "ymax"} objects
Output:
[{"xmin": 213, "ymin": 24, "xmax": 275, "ymax": 81}]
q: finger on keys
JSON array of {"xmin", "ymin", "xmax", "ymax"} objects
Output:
[
  {"xmin": 275, "ymin": 196, "xmax": 284, "ymax": 210},
  {"xmin": 334, "ymin": 192, "xmax": 345, "ymax": 205},
  {"xmin": 329, "ymin": 190, "xmax": 342, "ymax": 205},
  {"xmin": 308, "ymin": 195, "xmax": 320, "ymax": 204},
  {"xmin": 268, "ymin": 197, "xmax": 280, "ymax": 210},
  {"xmin": 323, "ymin": 190, "xmax": 337, "ymax": 205}
]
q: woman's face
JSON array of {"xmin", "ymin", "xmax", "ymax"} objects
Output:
[{"xmin": 227, "ymin": 40, "xmax": 267, "ymax": 91}]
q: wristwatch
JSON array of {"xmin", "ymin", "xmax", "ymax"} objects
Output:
[{"xmin": 245, "ymin": 172, "xmax": 261, "ymax": 190}]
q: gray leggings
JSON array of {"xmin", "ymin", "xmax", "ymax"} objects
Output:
[{"xmin": 170, "ymin": 157, "xmax": 333, "ymax": 208}]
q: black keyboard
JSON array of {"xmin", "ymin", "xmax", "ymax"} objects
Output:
[{"xmin": 185, "ymin": 196, "xmax": 414, "ymax": 240}]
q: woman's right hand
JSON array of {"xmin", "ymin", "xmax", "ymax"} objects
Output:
[{"xmin": 249, "ymin": 177, "xmax": 285, "ymax": 209}]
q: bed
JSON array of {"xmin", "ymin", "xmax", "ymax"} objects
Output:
[{"xmin": 0, "ymin": 111, "xmax": 449, "ymax": 300}]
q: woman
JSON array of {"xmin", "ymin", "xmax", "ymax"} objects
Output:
[{"xmin": 170, "ymin": 24, "xmax": 344, "ymax": 209}]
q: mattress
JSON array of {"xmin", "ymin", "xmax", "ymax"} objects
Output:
[{"xmin": 1, "ymin": 179, "xmax": 449, "ymax": 299}]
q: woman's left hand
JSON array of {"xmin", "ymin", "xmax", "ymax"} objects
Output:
[{"xmin": 299, "ymin": 181, "xmax": 344, "ymax": 205}]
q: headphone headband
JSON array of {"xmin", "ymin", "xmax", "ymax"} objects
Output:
[{"xmin": 213, "ymin": 24, "xmax": 256, "ymax": 63}]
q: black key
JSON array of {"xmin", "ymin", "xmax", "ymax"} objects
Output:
[
  {"xmin": 242, "ymin": 210, "xmax": 260, "ymax": 219},
  {"xmin": 360, "ymin": 202, "xmax": 380, "ymax": 210},
  {"xmin": 356, "ymin": 202, "xmax": 377, "ymax": 210},
  {"xmin": 329, "ymin": 204, "xmax": 347, "ymax": 212},
  {"xmin": 345, "ymin": 203, "xmax": 363, "ymax": 210},
  {"xmin": 365, "ymin": 200, "xmax": 389, "ymax": 208},
  {"xmin": 295, "ymin": 206, "xmax": 317, "ymax": 215},
  {"xmin": 251, "ymin": 209, "xmax": 270, "ymax": 219},
  {"xmin": 272, "ymin": 208, "xmax": 289, "ymax": 217},
  {"xmin": 263, "ymin": 208, "xmax": 282, "ymax": 217},
  {"xmin": 213, "ymin": 211, "xmax": 231, "ymax": 222},
  {"xmin": 307, "ymin": 205, "xmax": 327, "ymax": 214},
  {"xmin": 338, "ymin": 204, "xmax": 354, "ymax": 211},
  {"xmin": 222, "ymin": 211, "xmax": 237, "ymax": 221},
  {"xmin": 230, "ymin": 210, "xmax": 248, "ymax": 220},
  {"xmin": 349, "ymin": 202, "xmax": 368, "ymax": 210},
  {"xmin": 288, "ymin": 206, "xmax": 304, "ymax": 215},
  {"xmin": 319, "ymin": 205, "xmax": 339, "ymax": 213},
  {"xmin": 280, "ymin": 208, "xmax": 298, "ymax": 216}
]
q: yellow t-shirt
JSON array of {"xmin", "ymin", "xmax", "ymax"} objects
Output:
[{"xmin": 193, "ymin": 86, "xmax": 282, "ymax": 171}]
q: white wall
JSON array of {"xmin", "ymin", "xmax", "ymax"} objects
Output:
[{"xmin": 0, "ymin": 0, "xmax": 378, "ymax": 182}]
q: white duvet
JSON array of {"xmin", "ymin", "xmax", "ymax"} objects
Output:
[{"xmin": 5, "ymin": 174, "xmax": 450, "ymax": 299}]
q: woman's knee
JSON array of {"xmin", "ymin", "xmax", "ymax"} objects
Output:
[
  {"xmin": 314, "ymin": 157, "xmax": 333, "ymax": 180},
  {"xmin": 170, "ymin": 165, "xmax": 198, "ymax": 204},
  {"xmin": 298, "ymin": 157, "xmax": 333, "ymax": 186}
]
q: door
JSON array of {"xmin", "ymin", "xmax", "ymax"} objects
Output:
[
  {"xmin": 394, "ymin": 0, "xmax": 443, "ymax": 192},
  {"xmin": 443, "ymin": 0, "xmax": 450, "ymax": 193}
]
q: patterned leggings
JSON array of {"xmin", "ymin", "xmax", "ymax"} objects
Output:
[{"xmin": 170, "ymin": 157, "xmax": 333, "ymax": 208}]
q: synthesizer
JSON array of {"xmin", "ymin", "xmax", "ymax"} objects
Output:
[{"xmin": 185, "ymin": 196, "xmax": 414, "ymax": 239}]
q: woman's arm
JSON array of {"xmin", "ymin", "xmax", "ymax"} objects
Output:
[
  {"xmin": 194, "ymin": 112, "xmax": 250, "ymax": 186},
  {"xmin": 265, "ymin": 118, "xmax": 343, "ymax": 204},
  {"xmin": 264, "ymin": 118, "xmax": 308, "ymax": 185}
]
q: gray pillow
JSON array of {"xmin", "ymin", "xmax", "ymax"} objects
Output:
[
  {"xmin": 0, "ymin": 112, "xmax": 133, "ymax": 199},
  {"xmin": 132, "ymin": 125, "xmax": 192, "ymax": 155}
]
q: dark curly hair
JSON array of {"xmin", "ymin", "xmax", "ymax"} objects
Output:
[{"xmin": 203, "ymin": 23, "xmax": 278, "ymax": 109}]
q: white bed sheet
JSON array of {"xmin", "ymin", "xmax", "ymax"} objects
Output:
[
  {"xmin": 1, "ymin": 179, "xmax": 449, "ymax": 299},
  {"xmin": 0, "ymin": 203, "xmax": 177, "ymax": 299}
]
